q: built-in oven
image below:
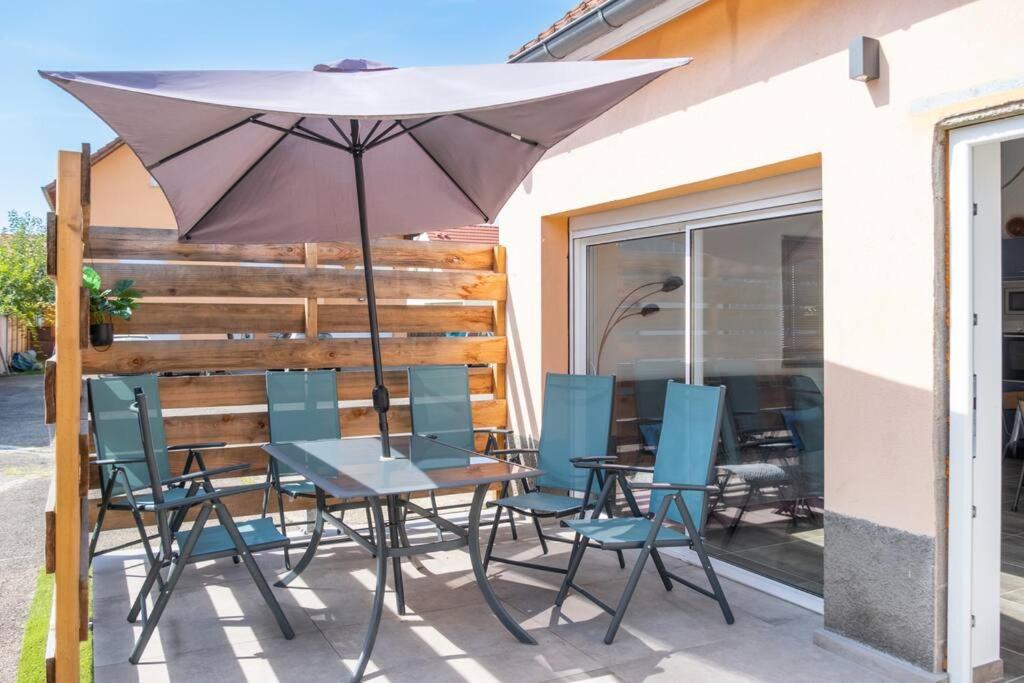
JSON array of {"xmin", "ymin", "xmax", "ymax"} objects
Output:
[
  {"xmin": 1007, "ymin": 285, "xmax": 1024, "ymax": 316},
  {"xmin": 1005, "ymin": 334, "xmax": 1024, "ymax": 382}
]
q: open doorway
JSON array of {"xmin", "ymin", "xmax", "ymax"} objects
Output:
[
  {"xmin": 999, "ymin": 136, "xmax": 1024, "ymax": 679},
  {"xmin": 949, "ymin": 116, "xmax": 1024, "ymax": 682}
]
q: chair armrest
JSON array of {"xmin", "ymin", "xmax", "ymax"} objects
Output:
[
  {"xmin": 473, "ymin": 427, "xmax": 514, "ymax": 434},
  {"xmin": 167, "ymin": 442, "xmax": 227, "ymax": 452},
  {"xmin": 140, "ymin": 483, "xmax": 268, "ymax": 512},
  {"xmin": 572, "ymin": 460, "xmax": 654, "ymax": 474},
  {"xmin": 161, "ymin": 463, "xmax": 249, "ymax": 486},
  {"xmin": 489, "ymin": 448, "xmax": 538, "ymax": 456},
  {"xmin": 569, "ymin": 456, "xmax": 618, "ymax": 465},
  {"xmin": 93, "ymin": 457, "xmax": 146, "ymax": 466},
  {"xmin": 630, "ymin": 482, "xmax": 718, "ymax": 493}
]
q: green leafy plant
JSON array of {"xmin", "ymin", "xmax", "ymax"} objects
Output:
[
  {"xmin": 0, "ymin": 211, "xmax": 53, "ymax": 339},
  {"xmin": 82, "ymin": 266, "xmax": 139, "ymax": 324}
]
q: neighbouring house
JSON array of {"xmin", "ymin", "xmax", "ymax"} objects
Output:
[{"xmin": 498, "ymin": 0, "xmax": 1024, "ymax": 681}]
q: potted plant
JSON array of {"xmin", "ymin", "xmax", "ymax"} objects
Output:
[{"xmin": 83, "ymin": 266, "xmax": 139, "ymax": 347}]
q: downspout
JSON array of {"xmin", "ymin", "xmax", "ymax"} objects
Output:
[{"xmin": 510, "ymin": 0, "xmax": 668, "ymax": 63}]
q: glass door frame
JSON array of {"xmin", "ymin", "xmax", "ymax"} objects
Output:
[{"xmin": 568, "ymin": 189, "xmax": 824, "ymax": 612}]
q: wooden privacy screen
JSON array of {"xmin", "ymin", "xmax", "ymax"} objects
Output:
[{"xmin": 69, "ymin": 226, "xmax": 508, "ymax": 529}]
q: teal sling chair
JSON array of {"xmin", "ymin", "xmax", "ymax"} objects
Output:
[
  {"xmin": 263, "ymin": 370, "xmax": 376, "ymax": 569},
  {"xmin": 407, "ymin": 365, "xmax": 518, "ymax": 540},
  {"xmin": 556, "ymin": 381, "xmax": 735, "ymax": 644},
  {"xmin": 483, "ymin": 372, "xmax": 627, "ymax": 574},
  {"xmin": 87, "ymin": 374, "xmax": 236, "ymax": 564},
  {"xmin": 126, "ymin": 386, "xmax": 293, "ymax": 664}
]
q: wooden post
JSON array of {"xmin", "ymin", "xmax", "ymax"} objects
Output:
[
  {"xmin": 492, "ymin": 245, "xmax": 507, "ymax": 402},
  {"xmin": 53, "ymin": 150, "xmax": 83, "ymax": 682},
  {"xmin": 304, "ymin": 243, "xmax": 318, "ymax": 339}
]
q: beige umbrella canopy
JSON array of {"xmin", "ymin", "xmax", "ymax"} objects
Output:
[{"xmin": 41, "ymin": 56, "xmax": 690, "ymax": 452}]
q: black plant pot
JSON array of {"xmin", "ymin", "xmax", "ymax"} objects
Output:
[{"xmin": 89, "ymin": 323, "xmax": 113, "ymax": 347}]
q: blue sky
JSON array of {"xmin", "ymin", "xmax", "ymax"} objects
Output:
[{"xmin": 0, "ymin": 1, "xmax": 569, "ymax": 222}]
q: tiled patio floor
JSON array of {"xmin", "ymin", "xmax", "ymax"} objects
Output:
[{"xmin": 92, "ymin": 517, "xmax": 890, "ymax": 682}]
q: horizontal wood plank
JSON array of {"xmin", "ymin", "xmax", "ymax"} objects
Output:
[
  {"xmin": 82, "ymin": 336, "xmax": 505, "ymax": 374},
  {"xmin": 88, "ymin": 226, "xmax": 495, "ymax": 270},
  {"xmin": 93, "ymin": 263, "xmax": 505, "ymax": 301},
  {"xmin": 157, "ymin": 367, "xmax": 495, "ymax": 408},
  {"xmin": 118, "ymin": 302, "xmax": 493, "ymax": 335}
]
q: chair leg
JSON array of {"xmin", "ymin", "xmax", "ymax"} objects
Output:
[
  {"xmin": 649, "ymin": 548, "xmax": 674, "ymax": 592},
  {"xmin": 260, "ymin": 469, "xmax": 272, "ymax": 519},
  {"xmin": 364, "ymin": 500, "xmax": 376, "ymax": 546},
  {"xmin": 1014, "ymin": 460, "xmax": 1024, "ymax": 512},
  {"xmin": 604, "ymin": 543, "xmax": 652, "ymax": 644},
  {"xmin": 88, "ymin": 478, "xmax": 116, "ymax": 562},
  {"xmin": 276, "ymin": 487, "xmax": 291, "ymax": 570},
  {"xmin": 213, "ymin": 502, "xmax": 294, "ymax": 640},
  {"xmin": 429, "ymin": 490, "xmax": 443, "ymax": 542},
  {"xmin": 555, "ymin": 533, "xmax": 588, "ymax": 606},
  {"xmin": 531, "ymin": 514, "xmax": 549, "ymax": 555},
  {"xmin": 386, "ymin": 495, "xmax": 406, "ymax": 615},
  {"xmin": 483, "ymin": 502, "xmax": 504, "ymax": 571},
  {"xmin": 129, "ymin": 505, "xmax": 211, "ymax": 664},
  {"xmin": 130, "ymin": 507, "xmax": 165, "ymax": 591},
  {"xmin": 127, "ymin": 550, "xmax": 165, "ymax": 624}
]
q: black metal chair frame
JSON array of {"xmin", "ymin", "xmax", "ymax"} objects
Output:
[
  {"xmin": 556, "ymin": 460, "xmax": 735, "ymax": 644},
  {"xmin": 126, "ymin": 388, "xmax": 294, "ymax": 664}
]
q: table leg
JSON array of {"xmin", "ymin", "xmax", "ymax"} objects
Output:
[
  {"xmin": 275, "ymin": 487, "xmax": 327, "ymax": 588},
  {"xmin": 467, "ymin": 483, "xmax": 537, "ymax": 645},
  {"xmin": 351, "ymin": 496, "xmax": 388, "ymax": 683},
  {"xmin": 386, "ymin": 494, "xmax": 406, "ymax": 615}
]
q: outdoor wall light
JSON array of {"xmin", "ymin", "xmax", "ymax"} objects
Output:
[{"xmin": 849, "ymin": 36, "xmax": 880, "ymax": 82}]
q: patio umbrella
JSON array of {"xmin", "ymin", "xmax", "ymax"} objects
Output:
[{"xmin": 40, "ymin": 57, "xmax": 690, "ymax": 456}]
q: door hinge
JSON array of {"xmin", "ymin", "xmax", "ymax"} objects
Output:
[
  {"xmin": 971, "ymin": 614, "xmax": 976, "ymax": 628},
  {"xmin": 973, "ymin": 313, "xmax": 978, "ymax": 326},
  {"xmin": 971, "ymin": 373, "xmax": 978, "ymax": 457},
  {"xmin": 973, "ymin": 202, "xmax": 979, "ymax": 216},
  {"xmin": 972, "ymin": 505, "xmax": 977, "ymax": 518}
]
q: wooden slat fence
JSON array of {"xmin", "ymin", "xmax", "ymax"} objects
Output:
[{"xmin": 48, "ymin": 226, "xmax": 507, "ymax": 530}]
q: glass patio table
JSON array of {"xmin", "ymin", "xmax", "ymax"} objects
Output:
[{"xmin": 262, "ymin": 433, "xmax": 541, "ymax": 681}]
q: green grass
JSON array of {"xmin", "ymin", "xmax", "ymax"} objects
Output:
[{"xmin": 16, "ymin": 571, "xmax": 92, "ymax": 683}]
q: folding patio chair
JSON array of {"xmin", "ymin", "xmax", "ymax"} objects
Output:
[
  {"xmin": 87, "ymin": 374, "xmax": 233, "ymax": 563},
  {"xmin": 125, "ymin": 386, "xmax": 293, "ymax": 664},
  {"xmin": 407, "ymin": 365, "xmax": 517, "ymax": 540},
  {"xmin": 555, "ymin": 381, "xmax": 734, "ymax": 644},
  {"xmin": 263, "ymin": 370, "xmax": 375, "ymax": 568},
  {"xmin": 483, "ymin": 372, "xmax": 626, "ymax": 574}
]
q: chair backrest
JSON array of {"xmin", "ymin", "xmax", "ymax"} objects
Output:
[
  {"xmin": 266, "ymin": 370, "xmax": 341, "ymax": 476},
  {"xmin": 133, "ymin": 387, "xmax": 174, "ymax": 551},
  {"xmin": 536, "ymin": 373, "xmax": 615, "ymax": 493},
  {"xmin": 781, "ymin": 405, "xmax": 824, "ymax": 496},
  {"xmin": 88, "ymin": 374, "xmax": 169, "ymax": 495},
  {"xmin": 650, "ymin": 381, "xmax": 726, "ymax": 535},
  {"xmin": 408, "ymin": 365, "xmax": 475, "ymax": 452}
]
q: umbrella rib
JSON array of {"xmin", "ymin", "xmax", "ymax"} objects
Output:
[
  {"xmin": 251, "ymin": 118, "xmax": 352, "ymax": 153},
  {"xmin": 294, "ymin": 122, "xmax": 354, "ymax": 152},
  {"xmin": 146, "ymin": 114, "xmax": 261, "ymax": 171},
  {"xmin": 328, "ymin": 118, "xmax": 353, "ymax": 147},
  {"xmin": 364, "ymin": 121, "xmax": 401, "ymax": 147},
  {"xmin": 454, "ymin": 114, "xmax": 542, "ymax": 148},
  {"xmin": 181, "ymin": 116, "xmax": 306, "ymax": 241},
  {"xmin": 365, "ymin": 116, "xmax": 441, "ymax": 151},
  {"xmin": 397, "ymin": 121, "xmax": 489, "ymax": 223}
]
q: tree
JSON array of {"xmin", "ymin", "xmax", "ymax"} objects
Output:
[{"xmin": 0, "ymin": 211, "xmax": 53, "ymax": 339}]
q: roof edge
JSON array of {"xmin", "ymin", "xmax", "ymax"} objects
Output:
[{"xmin": 42, "ymin": 137, "xmax": 125, "ymax": 210}]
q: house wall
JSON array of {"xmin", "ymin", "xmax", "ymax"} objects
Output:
[
  {"xmin": 90, "ymin": 144, "xmax": 175, "ymax": 228},
  {"xmin": 499, "ymin": 0, "xmax": 1024, "ymax": 672}
]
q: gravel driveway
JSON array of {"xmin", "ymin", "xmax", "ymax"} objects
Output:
[{"xmin": 0, "ymin": 373, "xmax": 53, "ymax": 681}]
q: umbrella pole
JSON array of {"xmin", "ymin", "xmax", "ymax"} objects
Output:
[{"xmin": 351, "ymin": 120, "xmax": 391, "ymax": 458}]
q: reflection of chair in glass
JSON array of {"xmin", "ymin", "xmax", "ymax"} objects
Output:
[
  {"xmin": 780, "ymin": 405, "xmax": 824, "ymax": 524},
  {"xmin": 264, "ymin": 370, "xmax": 373, "ymax": 569},
  {"xmin": 126, "ymin": 387, "xmax": 293, "ymax": 664},
  {"xmin": 87, "ymin": 374, "xmax": 234, "ymax": 564},
  {"xmin": 710, "ymin": 384, "xmax": 789, "ymax": 536},
  {"xmin": 557, "ymin": 382, "xmax": 734, "ymax": 643},
  {"xmin": 407, "ymin": 365, "xmax": 516, "ymax": 539},
  {"xmin": 1008, "ymin": 400, "xmax": 1024, "ymax": 511},
  {"xmin": 483, "ymin": 373, "xmax": 624, "ymax": 573}
]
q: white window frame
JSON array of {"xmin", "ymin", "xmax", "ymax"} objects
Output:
[{"xmin": 569, "ymin": 189, "xmax": 824, "ymax": 612}]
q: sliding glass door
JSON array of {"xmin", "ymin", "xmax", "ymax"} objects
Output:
[{"xmin": 573, "ymin": 202, "xmax": 824, "ymax": 595}]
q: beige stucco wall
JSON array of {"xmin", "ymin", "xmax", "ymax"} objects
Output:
[
  {"xmin": 91, "ymin": 143, "xmax": 176, "ymax": 228},
  {"xmin": 498, "ymin": 0, "xmax": 1024, "ymax": 539}
]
